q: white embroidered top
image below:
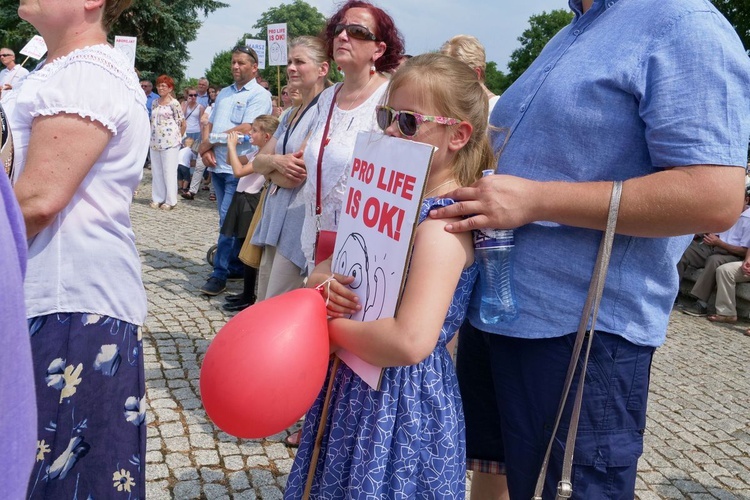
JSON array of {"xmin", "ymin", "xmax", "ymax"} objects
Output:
[
  {"xmin": 300, "ymin": 81, "xmax": 388, "ymax": 273},
  {"xmin": 2, "ymin": 44, "xmax": 150, "ymax": 324}
]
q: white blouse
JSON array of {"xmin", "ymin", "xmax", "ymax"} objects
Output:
[
  {"xmin": 300, "ymin": 81, "xmax": 388, "ymax": 273},
  {"xmin": 2, "ymin": 44, "xmax": 150, "ymax": 325}
]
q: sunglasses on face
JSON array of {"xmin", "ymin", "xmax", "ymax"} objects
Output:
[
  {"xmin": 333, "ymin": 23, "xmax": 378, "ymax": 42},
  {"xmin": 188, "ymin": 94, "xmax": 197, "ymax": 97},
  {"xmin": 376, "ymin": 105, "xmax": 460, "ymax": 138},
  {"xmin": 233, "ymin": 45, "xmax": 258, "ymax": 64}
]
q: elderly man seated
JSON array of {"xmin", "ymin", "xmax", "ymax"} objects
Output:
[
  {"xmin": 708, "ymin": 249, "xmax": 750, "ymax": 327},
  {"xmin": 678, "ymin": 191, "xmax": 750, "ymax": 316}
]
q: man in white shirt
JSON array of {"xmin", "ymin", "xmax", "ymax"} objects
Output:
[
  {"xmin": 0, "ymin": 49, "xmax": 29, "ymax": 93},
  {"xmin": 196, "ymin": 77, "xmax": 210, "ymax": 108},
  {"xmin": 678, "ymin": 196, "xmax": 750, "ymax": 316}
]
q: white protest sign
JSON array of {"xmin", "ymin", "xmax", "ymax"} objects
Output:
[
  {"xmin": 114, "ymin": 36, "xmax": 137, "ymax": 67},
  {"xmin": 245, "ymin": 39, "xmax": 266, "ymax": 70},
  {"xmin": 19, "ymin": 35, "xmax": 47, "ymax": 60},
  {"xmin": 333, "ymin": 132, "xmax": 435, "ymax": 389},
  {"xmin": 266, "ymin": 23, "xmax": 287, "ymax": 66}
]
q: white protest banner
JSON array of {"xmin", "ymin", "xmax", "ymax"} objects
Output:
[
  {"xmin": 332, "ymin": 132, "xmax": 435, "ymax": 389},
  {"xmin": 245, "ymin": 39, "xmax": 266, "ymax": 70},
  {"xmin": 266, "ymin": 23, "xmax": 287, "ymax": 66},
  {"xmin": 114, "ymin": 36, "xmax": 137, "ymax": 67},
  {"xmin": 19, "ymin": 35, "xmax": 47, "ymax": 60}
]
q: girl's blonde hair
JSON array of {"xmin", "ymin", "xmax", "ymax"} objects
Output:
[{"xmin": 386, "ymin": 53, "xmax": 495, "ymax": 187}]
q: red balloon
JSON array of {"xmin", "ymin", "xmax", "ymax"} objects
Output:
[{"xmin": 200, "ymin": 288, "xmax": 330, "ymax": 438}]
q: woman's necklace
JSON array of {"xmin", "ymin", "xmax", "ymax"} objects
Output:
[
  {"xmin": 324, "ymin": 75, "xmax": 375, "ymax": 147},
  {"xmin": 423, "ymin": 179, "xmax": 457, "ymax": 198}
]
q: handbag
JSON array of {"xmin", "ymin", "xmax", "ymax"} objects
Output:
[
  {"xmin": 533, "ymin": 181, "xmax": 623, "ymax": 500},
  {"xmin": 313, "ymin": 85, "xmax": 342, "ymax": 265},
  {"xmin": 238, "ymin": 184, "xmax": 268, "ymax": 269}
]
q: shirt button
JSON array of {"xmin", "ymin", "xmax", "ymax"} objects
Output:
[
  {"xmin": 607, "ymin": 1, "xmax": 614, "ymax": 7},
  {"xmin": 520, "ymin": 105, "xmax": 526, "ymax": 112},
  {"xmin": 544, "ymin": 65, "xmax": 552, "ymax": 72},
  {"xmin": 573, "ymin": 29, "xmax": 581, "ymax": 36}
]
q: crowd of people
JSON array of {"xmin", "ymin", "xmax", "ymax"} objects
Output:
[{"xmin": 2, "ymin": 0, "xmax": 750, "ymax": 498}]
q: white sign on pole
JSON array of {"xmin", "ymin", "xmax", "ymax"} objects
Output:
[
  {"xmin": 114, "ymin": 36, "xmax": 137, "ymax": 67},
  {"xmin": 19, "ymin": 35, "xmax": 47, "ymax": 60},
  {"xmin": 332, "ymin": 132, "xmax": 435, "ymax": 389},
  {"xmin": 245, "ymin": 39, "xmax": 266, "ymax": 70},
  {"xmin": 266, "ymin": 23, "xmax": 288, "ymax": 66}
]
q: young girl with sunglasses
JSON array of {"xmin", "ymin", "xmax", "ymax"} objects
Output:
[{"xmin": 284, "ymin": 52, "xmax": 494, "ymax": 499}]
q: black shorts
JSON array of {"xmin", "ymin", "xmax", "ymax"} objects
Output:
[
  {"xmin": 177, "ymin": 165, "xmax": 191, "ymax": 183},
  {"xmin": 456, "ymin": 321, "xmax": 506, "ymax": 473}
]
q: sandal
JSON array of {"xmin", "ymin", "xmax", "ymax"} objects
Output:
[
  {"xmin": 707, "ymin": 314, "xmax": 737, "ymax": 324},
  {"xmin": 209, "ymin": 193, "xmax": 216, "ymax": 201},
  {"xmin": 745, "ymin": 329, "xmax": 750, "ymax": 337},
  {"xmin": 284, "ymin": 429, "xmax": 301, "ymax": 448}
]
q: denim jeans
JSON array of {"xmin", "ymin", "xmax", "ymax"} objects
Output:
[{"xmin": 210, "ymin": 172, "xmax": 243, "ymax": 281}]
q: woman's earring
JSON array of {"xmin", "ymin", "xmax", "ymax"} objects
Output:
[{"xmin": 369, "ymin": 64, "xmax": 376, "ymax": 76}]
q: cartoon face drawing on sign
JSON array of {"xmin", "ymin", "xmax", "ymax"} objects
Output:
[
  {"xmin": 334, "ymin": 233, "xmax": 386, "ymax": 321},
  {"xmin": 269, "ymin": 42, "xmax": 282, "ymax": 64}
]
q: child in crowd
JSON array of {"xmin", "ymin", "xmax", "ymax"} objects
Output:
[
  {"xmin": 285, "ymin": 53, "xmax": 493, "ymax": 498},
  {"xmin": 177, "ymin": 137, "xmax": 195, "ymax": 196},
  {"xmin": 220, "ymin": 115, "xmax": 279, "ymax": 312}
]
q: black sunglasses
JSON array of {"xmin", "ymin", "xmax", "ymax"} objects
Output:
[
  {"xmin": 188, "ymin": 94, "xmax": 197, "ymax": 97},
  {"xmin": 233, "ymin": 45, "xmax": 258, "ymax": 64},
  {"xmin": 376, "ymin": 105, "xmax": 460, "ymax": 138},
  {"xmin": 333, "ymin": 24, "xmax": 378, "ymax": 42}
]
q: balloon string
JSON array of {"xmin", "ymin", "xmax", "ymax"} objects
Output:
[{"xmin": 314, "ymin": 274, "xmax": 336, "ymax": 308}]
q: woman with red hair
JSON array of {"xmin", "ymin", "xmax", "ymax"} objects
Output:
[{"xmin": 149, "ymin": 74, "xmax": 185, "ymax": 210}]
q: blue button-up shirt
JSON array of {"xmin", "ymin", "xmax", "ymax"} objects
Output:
[
  {"xmin": 474, "ymin": 0, "xmax": 750, "ymax": 347},
  {"xmin": 144, "ymin": 91, "xmax": 158, "ymax": 119},
  {"xmin": 209, "ymin": 79, "xmax": 272, "ymax": 175}
]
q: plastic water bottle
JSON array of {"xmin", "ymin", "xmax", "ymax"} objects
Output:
[
  {"xmin": 208, "ymin": 132, "xmax": 251, "ymax": 144},
  {"xmin": 474, "ymin": 169, "xmax": 518, "ymax": 324}
]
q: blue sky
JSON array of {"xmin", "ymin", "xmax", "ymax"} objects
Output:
[{"xmin": 185, "ymin": 0, "xmax": 567, "ymax": 79}]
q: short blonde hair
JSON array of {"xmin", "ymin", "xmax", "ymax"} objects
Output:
[
  {"xmin": 439, "ymin": 34, "xmax": 487, "ymax": 82},
  {"xmin": 252, "ymin": 115, "xmax": 280, "ymax": 137}
]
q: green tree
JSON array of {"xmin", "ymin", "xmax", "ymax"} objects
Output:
[
  {"xmin": 506, "ymin": 9, "xmax": 574, "ymax": 86},
  {"xmin": 711, "ymin": 0, "xmax": 750, "ymax": 51},
  {"xmin": 205, "ymin": 50, "xmax": 233, "ymax": 88},
  {"xmin": 113, "ymin": 0, "xmax": 227, "ymax": 83},
  {"xmin": 485, "ymin": 61, "xmax": 509, "ymax": 95},
  {"xmin": 204, "ymin": 0, "xmax": 327, "ymax": 94},
  {"xmin": 0, "ymin": 0, "xmax": 228, "ymax": 82}
]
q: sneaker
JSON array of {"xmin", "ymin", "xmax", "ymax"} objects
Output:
[
  {"xmin": 682, "ymin": 302, "xmax": 708, "ymax": 317},
  {"xmin": 181, "ymin": 191, "xmax": 195, "ymax": 200},
  {"xmin": 149, "ymin": 201, "xmax": 161, "ymax": 209},
  {"xmin": 200, "ymin": 277, "xmax": 226, "ymax": 296}
]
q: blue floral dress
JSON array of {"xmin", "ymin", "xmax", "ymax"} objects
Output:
[
  {"xmin": 26, "ymin": 313, "xmax": 145, "ymax": 499},
  {"xmin": 284, "ymin": 198, "xmax": 478, "ymax": 499}
]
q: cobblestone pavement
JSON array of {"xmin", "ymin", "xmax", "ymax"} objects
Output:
[{"xmin": 135, "ymin": 171, "xmax": 750, "ymax": 499}]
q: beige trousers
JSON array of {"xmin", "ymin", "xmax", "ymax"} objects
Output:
[{"xmin": 714, "ymin": 261, "xmax": 750, "ymax": 317}]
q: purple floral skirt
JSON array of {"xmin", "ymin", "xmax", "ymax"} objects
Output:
[{"xmin": 26, "ymin": 313, "xmax": 146, "ymax": 499}]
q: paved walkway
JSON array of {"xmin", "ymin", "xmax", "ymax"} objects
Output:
[{"xmin": 135, "ymin": 172, "xmax": 750, "ymax": 499}]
